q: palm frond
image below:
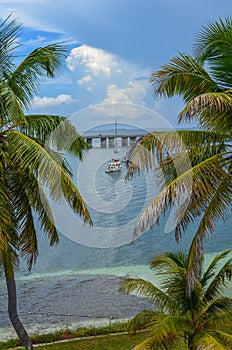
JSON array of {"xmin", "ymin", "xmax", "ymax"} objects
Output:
[
  {"xmin": 126, "ymin": 129, "xmax": 227, "ymax": 180},
  {"xmin": 133, "ymin": 333, "xmax": 178, "ymax": 350},
  {"xmin": 194, "ymin": 17, "xmax": 232, "ymax": 58},
  {"xmin": 210, "ymin": 331, "xmax": 232, "ymax": 348},
  {"xmin": 19, "ymin": 205, "xmax": 38, "ymax": 270},
  {"xmin": 179, "ymin": 91, "xmax": 232, "ymax": 132},
  {"xmin": 149, "ymin": 252, "xmax": 201, "ymax": 312},
  {"xmin": 0, "ymin": 15, "xmax": 21, "ymax": 79},
  {"xmin": 128, "ymin": 309, "xmax": 160, "ymax": 331},
  {"xmin": 9, "ymin": 166, "xmax": 59, "ymax": 269},
  {"xmin": 197, "ymin": 297, "xmax": 232, "ymax": 328},
  {"xmin": 0, "ymin": 239, "xmax": 19, "ymax": 278},
  {"xmin": 0, "ymin": 171, "xmax": 13, "ymax": 231},
  {"xmin": 150, "ymin": 53, "xmax": 220, "ymax": 103},
  {"xmin": 204, "ymin": 257, "xmax": 232, "ymax": 301},
  {"xmin": 193, "ymin": 329, "xmax": 232, "ymax": 350},
  {"xmin": 43, "ymin": 117, "xmax": 90, "ymax": 159},
  {"xmin": 7, "ymin": 131, "xmax": 92, "ymax": 224},
  {"xmin": 20, "ymin": 114, "xmax": 66, "ymax": 140},
  {"xmin": 133, "ymin": 152, "xmax": 229, "ymax": 239},
  {"xmin": 0, "ymin": 170, "xmax": 19, "ymax": 260},
  {"xmin": 133, "ymin": 337, "xmax": 157, "ymax": 350},
  {"xmin": 204, "ymin": 312, "xmax": 232, "ymax": 330},
  {"xmin": 0, "ymin": 82, "xmax": 26, "ymax": 124},
  {"xmin": 20, "ymin": 115, "xmax": 90, "ymax": 159},
  {"xmin": 201, "ymin": 249, "xmax": 232, "ymax": 287},
  {"xmin": 119, "ymin": 277, "xmax": 176, "ymax": 312},
  {"xmin": 186, "ymin": 167, "xmax": 232, "ymax": 293},
  {"xmin": 18, "ymin": 168, "xmax": 58, "ymax": 244},
  {"xmin": 150, "ymin": 251, "xmax": 188, "ymax": 271},
  {"xmin": 194, "ymin": 16, "xmax": 232, "ymax": 89},
  {"xmin": 134, "ymin": 314, "xmax": 188, "ymax": 350},
  {"xmin": 7, "ymin": 44, "xmax": 67, "ymax": 110}
]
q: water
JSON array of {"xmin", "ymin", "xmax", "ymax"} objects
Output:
[{"xmin": 0, "ymin": 147, "xmax": 231, "ymax": 341}]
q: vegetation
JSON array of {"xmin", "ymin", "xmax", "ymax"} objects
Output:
[
  {"xmin": 120, "ymin": 248, "xmax": 232, "ymax": 350},
  {"xmin": 127, "ymin": 16, "xmax": 232, "ymax": 292},
  {"xmin": 0, "ymin": 330, "xmax": 190, "ymax": 350},
  {"xmin": 0, "ymin": 16, "xmax": 91, "ymax": 349},
  {"xmin": 0, "ymin": 322, "xmax": 132, "ymax": 349},
  {"xmin": 123, "ymin": 15, "xmax": 232, "ymax": 350},
  {"xmin": 23, "ymin": 332, "xmax": 150, "ymax": 350},
  {"xmin": 1, "ymin": 13, "xmax": 232, "ymax": 350}
]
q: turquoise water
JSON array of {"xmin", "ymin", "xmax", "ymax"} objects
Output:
[{"xmin": 0, "ymin": 147, "xmax": 231, "ymax": 340}]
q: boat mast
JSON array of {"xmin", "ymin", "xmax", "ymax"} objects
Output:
[{"xmin": 114, "ymin": 118, "xmax": 119, "ymax": 153}]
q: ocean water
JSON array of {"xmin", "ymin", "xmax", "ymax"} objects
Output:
[{"xmin": 0, "ymin": 147, "xmax": 231, "ymax": 341}]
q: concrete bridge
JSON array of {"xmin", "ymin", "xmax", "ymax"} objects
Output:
[{"xmin": 82, "ymin": 129, "xmax": 147, "ymax": 148}]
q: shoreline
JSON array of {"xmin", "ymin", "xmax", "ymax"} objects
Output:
[
  {"xmin": 0, "ymin": 320, "xmax": 136, "ymax": 348},
  {"xmin": 1, "ymin": 254, "xmax": 232, "ymax": 341},
  {"xmin": 0, "ymin": 272, "xmax": 152, "ymax": 342},
  {"xmin": 0, "ymin": 318, "xmax": 130, "ymax": 342}
]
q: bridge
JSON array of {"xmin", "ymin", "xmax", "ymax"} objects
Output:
[{"xmin": 82, "ymin": 128, "xmax": 147, "ymax": 148}]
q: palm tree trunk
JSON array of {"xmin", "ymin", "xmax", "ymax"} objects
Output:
[
  {"xmin": 188, "ymin": 334, "xmax": 194, "ymax": 350},
  {"xmin": 5, "ymin": 275, "xmax": 34, "ymax": 350}
]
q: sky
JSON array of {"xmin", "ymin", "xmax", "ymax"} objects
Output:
[{"xmin": 1, "ymin": 0, "xmax": 232, "ymax": 133}]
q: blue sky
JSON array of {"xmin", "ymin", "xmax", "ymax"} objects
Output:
[{"xmin": 1, "ymin": 0, "xmax": 232, "ymax": 132}]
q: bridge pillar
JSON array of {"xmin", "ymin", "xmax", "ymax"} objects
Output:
[
  {"xmin": 130, "ymin": 136, "xmax": 137, "ymax": 146},
  {"xmin": 101, "ymin": 137, "xmax": 107, "ymax": 148},
  {"xmin": 86, "ymin": 138, "xmax": 93, "ymax": 147},
  {"xmin": 121, "ymin": 137, "xmax": 128, "ymax": 147},
  {"xmin": 108, "ymin": 137, "xmax": 114, "ymax": 148}
]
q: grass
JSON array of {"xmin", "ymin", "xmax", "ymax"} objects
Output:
[
  {"xmin": 0, "ymin": 322, "xmax": 137, "ymax": 349},
  {"xmin": 0, "ymin": 326, "xmax": 188, "ymax": 350},
  {"xmin": 35, "ymin": 332, "xmax": 149, "ymax": 349}
]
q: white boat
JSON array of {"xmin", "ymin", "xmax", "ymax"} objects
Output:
[{"xmin": 105, "ymin": 158, "xmax": 122, "ymax": 173}]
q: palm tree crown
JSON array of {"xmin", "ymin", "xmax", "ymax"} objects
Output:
[
  {"xmin": 0, "ymin": 15, "xmax": 91, "ymax": 349},
  {"xmin": 120, "ymin": 248, "xmax": 232, "ymax": 350},
  {"xmin": 127, "ymin": 17, "xmax": 232, "ymax": 287},
  {"xmin": 0, "ymin": 14, "xmax": 91, "ymax": 273}
]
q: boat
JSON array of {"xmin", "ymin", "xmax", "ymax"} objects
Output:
[{"xmin": 105, "ymin": 158, "xmax": 122, "ymax": 173}]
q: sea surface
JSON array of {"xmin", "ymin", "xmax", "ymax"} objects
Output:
[{"xmin": 0, "ymin": 147, "xmax": 231, "ymax": 341}]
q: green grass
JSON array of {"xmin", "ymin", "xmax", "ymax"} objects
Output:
[
  {"xmin": 0, "ymin": 322, "xmax": 130, "ymax": 349},
  {"xmin": 0, "ymin": 323, "xmax": 189, "ymax": 349},
  {"xmin": 35, "ymin": 333, "xmax": 188, "ymax": 350},
  {"xmin": 3, "ymin": 324, "xmax": 231, "ymax": 350},
  {"xmin": 2, "ymin": 331, "xmax": 190, "ymax": 350},
  {"xmin": 36, "ymin": 332, "xmax": 149, "ymax": 349}
]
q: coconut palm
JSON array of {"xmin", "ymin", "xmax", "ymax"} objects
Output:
[
  {"xmin": 127, "ymin": 17, "xmax": 232, "ymax": 289},
  {"xmin": 0, "ymin": 16, "xmax": 91, "ymax": 349},
  {"xmin": 120, "ymin": 248, "xmax": 232, "ymax": 350}
]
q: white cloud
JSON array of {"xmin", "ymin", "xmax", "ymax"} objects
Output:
[
  {"xmin": 103, "ymin": 81, "xmax": 147, "ymax": 104},
  {"xmin": 43, "ymin": 76, "xmax": 74, "ymax": 86},
  {"xmin": 32, "ymin": 94, "xmax": 75, "ymax": 108},
  {"xmin": 78, "ymin": 74, "xmax": 92, "ymax": 85},
  {"xmin": 83, "ymin": 103, "xmax": 169, "ymax": 132},
  {"xmin": 66, "ymin": 45, "xmax": 118, "ymax": 77}
]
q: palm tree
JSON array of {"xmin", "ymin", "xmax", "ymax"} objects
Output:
[
  {"xmin": 120, "ymin": 248, "xmax": 232, "ymax": 350},
  {"xmin": 127, "ymin": 17, "xmax": 232, "ymax": 290},
  {"xmin": 0, "ymin": 16, "xmax": 92, "ymax": 349}
]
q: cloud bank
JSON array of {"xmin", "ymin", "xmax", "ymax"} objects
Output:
[{"xmin": 32, "ymin": 94, "xmax": 75, "ymax": 108}]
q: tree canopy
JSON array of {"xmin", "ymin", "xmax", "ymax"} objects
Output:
[
  {"xmin": 120, "ymin": 248, "xmax": 232, "ymax": 350},
  {"xmin": 127, "ymin": 17, "xmax": 232, "ymax": 288},
  {"xmin": 0, "ymin": 15, "xmax": 91, "ymax": 349}
]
